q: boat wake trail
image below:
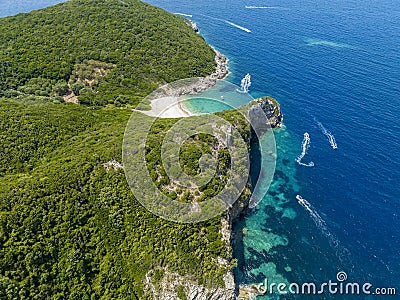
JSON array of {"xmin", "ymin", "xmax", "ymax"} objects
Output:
[
  {"xmin": 197, "ymin": 14, "xmax": 251, "ymax": 33},
  {"xmin": 245, "ymin": 6, "xmax": 286, "ymax": 10},
  {"xmin": 315, "ymin": 119, "xmax": 338, "ymax": 149},
  {"xmin": 295, "ymin": 133, "xmax": 314, "ymax": 167},
  {"xmin": 296, "ymin": 195, "xmax": 352, "ymax": 264},
  {"xmin": 224, "ymin": 20, "xmax": 251, "ymax": 33},
  {"xmin": 297, "ymin": 195, "xmax": 329, "ymax": 235}
]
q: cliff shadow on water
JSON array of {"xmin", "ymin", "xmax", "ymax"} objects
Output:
[{"xmin": 231, "ymin": 130, "xmax": 261, "ymax": 274}]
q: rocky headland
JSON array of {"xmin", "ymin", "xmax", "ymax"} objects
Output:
[
  {"xmin": 225, "ymin": 97, "xmax": 283, "ymax": 299},
  {"xmin": 141, "ymin": 94, "xmax": 283, "ymax": 299},
  {"xmin": 140, "ymin": 18, "xmax": 283, "ymax": 300}
]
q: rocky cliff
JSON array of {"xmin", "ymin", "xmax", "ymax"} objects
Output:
[
  {"xmin": 249, "ymin": 96, "xmax": 283, "ymax": 129},
  {"xmin": 142, "ymin": 96, "xmax": 282, "ymax": 300},
  {"xmin": 224, "ymin": 96, "xmax": 283, "ymax": 299},
  {"xmin": 145, "ymin": 267, "xmax": 235, "ymax": 300}
]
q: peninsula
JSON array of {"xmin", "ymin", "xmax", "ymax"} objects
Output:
[{"xmin": 0, "ymin": 0, "xmax": 282, "ymax": 299}]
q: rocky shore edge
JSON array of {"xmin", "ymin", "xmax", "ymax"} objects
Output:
[
  {"xmin": 141, "ymin": 98, "xmax": 283, "ymax": 300},
  {"xmin": 144, "ymin": 49, "xmax": 229, "ymax": 102},
  {"xmin": 221, "ymin": 97, "xmax": 283, "ymax": 300}
]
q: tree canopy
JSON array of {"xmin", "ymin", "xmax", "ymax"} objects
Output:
[{"xmin": 0, "ymin": 0, "xmax": 216, "ymax": 106}]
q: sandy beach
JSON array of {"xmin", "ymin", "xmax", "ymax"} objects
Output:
[
  {"xmin": 141, "ymin": 96, "xmax": 194, "ymax": 118},
  {"xmin": 139, "ymin": 49, "xmax": 229, "ymax": 118}
]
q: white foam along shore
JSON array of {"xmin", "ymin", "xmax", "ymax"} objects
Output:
[{"xmin": 139, "ymin": 48, "xmax": 229, "ymax": 118}]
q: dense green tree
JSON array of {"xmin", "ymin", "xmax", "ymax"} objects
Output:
[{"xmin": 0, "ymin": 0, "xmax": 216, "ymax": 106}]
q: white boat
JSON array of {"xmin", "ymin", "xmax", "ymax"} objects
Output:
[{"xmin": 296, "ymin": 194, "xmax": 304, "ymax": 203}]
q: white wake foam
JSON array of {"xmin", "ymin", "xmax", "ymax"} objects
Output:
[
  {"xmin": 295, "ymin": 133, "xmax": 314, "ymax": 167},
  {"xmin": 237, "ymin": 73, "xmax": 251, "ymax": 93},
  {"xmin": 245, "ymin": 6, "xmax": 284, "ymax": 9},
  {"xmin": 296, "ymin": 195, "xmax": 352, "ymax": 264},
  {"xmin": 224, "ymin": 20, "xmax": 251, "ymax": 33},
  {"xmin": 197, "ymin": 14, "xmax": 251, "ymax": 33},
  {"xmin": 296, "ymin": 195, "xmax": 329, "ymax": 234},
  {"xmin": 315, "ymin": 119, "xmax": 338, "ymax": 149}
]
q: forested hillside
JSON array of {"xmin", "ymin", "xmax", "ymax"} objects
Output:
[
  {"xmin": 0, "ymin": 99, "xmax": 239, "ymax": 299},
  {"xmin": 0, "ymin": 0, "xmax": 238, "ymax": 298},
  {"xmin": 0, "ymin": 0, "xmax": 215, "ymax": 106}
]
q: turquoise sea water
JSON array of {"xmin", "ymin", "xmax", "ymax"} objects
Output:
[
  {"xmin": 183, "ymin": 80, "xmax": 253, "ymax": 114},
  {"xmin": 2, "ymin": 0, "xmax": 400, "ymax": 298}
]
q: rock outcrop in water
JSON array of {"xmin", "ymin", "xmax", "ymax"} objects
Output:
[
  {"xmin": 245, "ymin": 95, "xmax": 284, "ymax": 141},
  {"xmin": 249, "ymin": 96, "xmax": 283, "ymax": 129}
]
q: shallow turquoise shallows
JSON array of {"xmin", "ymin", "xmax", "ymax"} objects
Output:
[{"xmin": 182, "ymin": 80, "xmax": 254, "ymax": 114}]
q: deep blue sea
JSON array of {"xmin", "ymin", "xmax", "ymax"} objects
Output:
[{"xmin": 2, "ymin": 0, "xmax": 400, "ymax": 298}]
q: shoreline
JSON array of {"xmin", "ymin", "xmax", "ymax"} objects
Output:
[
  {"xmin": 136, "ymin": 41, "xmax": 283, "ymax": 298},
  {"xmin": 178, "ymin": 98, "xmax": 195, "ymax": 117},
  {"xmin": 138, "ymin": 48, "xmax": 229, "ymax": 118}
]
